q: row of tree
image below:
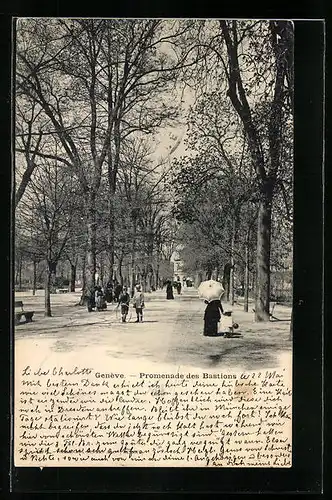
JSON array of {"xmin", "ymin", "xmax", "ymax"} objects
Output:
[
  {"xmin": 15, "ymin": 19, "xmax": 189, "ymax": 313},
  {"xmin": 15, "ymin": 19, "xmax": 294, "ymax": 321},
  {"xmin": 15, "ymin": 134, "xmax": 180, "ymax": 313},
  {"xmin": 171, "ymin": 20, "xmax": 294, "ymax": 321}
]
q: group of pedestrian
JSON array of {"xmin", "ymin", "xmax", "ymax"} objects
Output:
[
  {"xmin": 87, "ymin": 285, "xmax": 108, "ymax": 312},
  {"xmin": 88, "ymin": 275, "xmax": 235, "ymax": 335},
  {"xmin": 203, "ymin": 298, "xmax": 239, "ymax": 336},
  {"xmin": 165, "ymin": 278, "xmax": 183, "ymax": 300},
  {"xmin": 86, "ymin": 280, "xmax": 128, "ymax": 312},
  {"xmin": 117, "ymin": 284, "xmax": 145, "ymax": 323},
  {"xmin": 87, "ymin": 280, "xmax": 145, "ymax": 323},
  {"xmin": 105, "ymin": 280, "xmax": 123, "ymax": 303},
  {"xmin": 95, "ymin": 285, "xmax": 107, "ymax": 311}
]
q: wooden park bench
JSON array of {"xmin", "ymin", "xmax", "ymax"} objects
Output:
[
  {"xmin": 15, "ymin": 301, "xmax": 34, "ymax": 325},
  {"xmin": 253, "ymin": 300, "xmax": 291, "ymax": 321}
]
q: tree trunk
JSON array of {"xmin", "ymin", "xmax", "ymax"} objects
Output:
[
  {"xmin": 244, "ymin": 240, "xmax": 250, "ymax": 312},
  {"xmin": 129, "ymin": 216, "xmax": 138, "ymax": 297},
  {"xmin": 70, "ymin": 263, "xmax": 76, "ymax": 292},
  {"xmin": 99, "ymin": 254, "xmax": 105, "ymax": 286},
  {"xmin": 45, "ymin": 271, "xmax": 52, "ymax": 317},
  {"xmin": 222, "ymin": 263, "xmax": 231, "ymax": 302},
  {"xmin": 107, "ymin": 197, "xmax": 115, "ymax": 282},
  {"xmin": 156, "ymin": 263, "xmax": 160, "ymax": 290},
  {"xmin": 289, "ymin": 308, "xmax": 293, "ymax": 340},
  {"xmin": 251, "ymin": 271, "xmax": 256, "ymax": 298},
  {"xmin": 79, "ymin": 253, "xmax": 87, "ymax": 305},
  {"xmin": 255, "ymin": 185, "xmax": 273, "ymax": 321},
  {"xmin": 150, "ymin": 266, "xmax": 156, "ymax": 290},
  {"xmin": 45, "ymin": 274, "xmax": 52, "ymax": 316},
  {"xmin": 44, "ymin": 263, "xmax": 55, "ymax": 317},
  {"xmin": 117, "ymin": 255, "xmax": 123, "ymax": 285},
  {"xmin": 107, "ymin": 119, "xmax": 120, "ymax": 283},
  {"xmin": 196, "ymin": 271, "xmax": 203, "ymax": 288},
  {"xmin": 129, "ymin": 257, "xmax": 135, "ymax": 297},
  {"xmin": 230, "ymin": 229, "xmax": 235, "ymax": 306},
  {"xmin": 32, "ymin": 260, "xmax": 37, "ymax": 296},
  {"xmin": 85, "ymin": 193, "xmax": 97, "ymax": 298},
  {"xmin": 19, "ymin": 257, "xmax": 23, "ymax": 290}
]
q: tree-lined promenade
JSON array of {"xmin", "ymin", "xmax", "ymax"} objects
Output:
[
  {"xmin": 15, "ymin": 19, "xmax": 293, "ymax": 324},
  {"xmin": 15, "ymin": 288, "xmax": 292, "ymax": 371}
]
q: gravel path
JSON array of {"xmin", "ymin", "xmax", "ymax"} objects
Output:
[{"xmin": 15, "ymin": 288, "xmax": 292, "ymax": 373}]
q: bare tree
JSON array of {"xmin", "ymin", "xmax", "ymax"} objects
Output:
[
  {"xmin": 16, "ymin": 19, "xmax": 195, "ymax": 300},
  {"xmin": 218, "ymin": 20, "xmax": 293, "ymax": 320},
  {"xmin": 177, "ymin": 20, "xmax": 293, "ymax": 321},
  {"xmin": 17, "ymin": 155, "xmax": 77, "ymax": 316}
]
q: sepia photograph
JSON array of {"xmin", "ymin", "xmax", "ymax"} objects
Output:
[{"xmin": 13, "ymin": 18, "xmax": 294, "ymax": 468}]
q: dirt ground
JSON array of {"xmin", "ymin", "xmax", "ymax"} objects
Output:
[{"xmin": 14, "ymin": 287, "xmax": 292, "ymax": 374}]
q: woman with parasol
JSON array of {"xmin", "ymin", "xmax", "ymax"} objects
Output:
[
  {"xmin": 203, "ymin": 298, "xmax": 224, "ymax": 336},
  {"xmin": 198, "ymin": 280, "xmax": 225, "ymax": 336}
]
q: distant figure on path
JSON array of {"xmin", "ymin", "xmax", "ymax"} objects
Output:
[
  {"xmin": 114, "ymin": 282, "xmax": 122, "ymax": 303},
  {"xmin": 133, "ymin": 284, "xmax": 145, "ymax": 322},
  {"xmin": 166, "ymin": 280, "xmax": 174, "ymax": 300},
  {"xmin": 203, "ymin": 299, "xmax": 224, "ymax": 336},
  {"xmin": 118, "ymin": 286, "xmax": 130, "ymax": 322},
  {"xmin": 176, "ymin": 280, "xmax": 182, "ymax": 295},
  {"xmin": 105, "ymin": 280, "xmax": 113, "ymax": 303},
  {"xmin": 95, "ymin": 286, "xmax": 107, "ymax": 311}
]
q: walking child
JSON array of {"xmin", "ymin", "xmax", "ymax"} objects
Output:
[
  {"xmin": 118, "ymin": 286, "xmax": 130, "ymax": 322},
  {"xmin": 133, "ymin": 284, "xmax": 145, "ymax": 322}
]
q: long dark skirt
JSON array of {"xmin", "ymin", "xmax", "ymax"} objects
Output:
[
  {"xmin": 166, "ymin": 286, "xmax": 174, "ymax": 299},
  {"xmin": 203, "ymin": 319, "xmax": 219, "ymax": 336}
]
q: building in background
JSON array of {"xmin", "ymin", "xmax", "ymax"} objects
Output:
[{"xmin": 170, "ymin": 246, "xmax": 185, "ymax": 282}]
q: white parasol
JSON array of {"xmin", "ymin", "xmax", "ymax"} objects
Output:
[{"xmin": 198, "ymin": 279, "xmax": 225, "ymax": 302}]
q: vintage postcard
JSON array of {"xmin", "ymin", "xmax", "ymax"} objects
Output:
[{"xmin": 13, "ymin": 18, "xmax": 294, "ymax": 468}]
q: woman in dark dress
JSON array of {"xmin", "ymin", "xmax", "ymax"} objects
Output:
[
  {"xmin": 166, "ymin": 280, "xmax": 174, "ymax": 299},
  {"xmin": 203, "ymin": 299, "xmax": 224, "ymax": 336},
  {"xmin": 105, "ymin": 280, "xmax": 113, "ymax": 303}
]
